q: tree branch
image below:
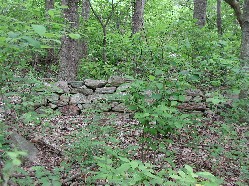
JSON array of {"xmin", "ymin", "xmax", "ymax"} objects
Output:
[{"xmin": 224, "ymin": 0, "xmax": 243, "ymax": 28}]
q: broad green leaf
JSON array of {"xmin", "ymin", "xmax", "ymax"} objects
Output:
[
  {"xmin": 170, "ymin": 174, "xmax": 182, "ymax": 180},
  {"xmin": 116, "ymin": 163, "xmax": 130, "ymax": 172},
  {"xmin": 156, "ymin": 83, "xmax": 164, "ymax": 89},
  {"xmin": 185, "ymin": 165, "xmax": 198, "ymax": 177},
  {"xmin": 196, "ymin": 172, "xmax": 215, "ymax": 179},
  {"xmin": 41, "ymin": 45, "xmax": 53, "ymax": 49},
  {"xmin": 68, "ymin": 33, "xmax": 81, "ymax": 39},
  {"xmin": 178, "ymin": 95, "xmax": 185, "ymax": 102},
  {"xmin": 149, "ymin": 75, "xmax": 155, "ymax": 81},
  {"xmin": 8, "ymin": 31, "xmax": 20, "ymax": 38},
  {"xmin": 130, "ymin": 161, "xmax": 139, "ymax": 169},
  {"xmin": 119, "ymin": 157, "xmax": 129, "ymax": 162},
  {"xmin": 22, "ymin": 36, "xmax": 41, "ymax": 48},
  {"xmin": 32, "ymin": 24, "xmax": 46, "ymax": 36},
  {"xmin": 171, "ymin": 101, "xmax": 178, "ymax": 106},
  {"xmin": 43, "ymin": 33, "xmax": 54, "ymax": 38},
  {"xmin": 13, "ymin": 158, "xmax": 22, "ymax": 166},
  {"xmin": 152, "ymin": 93, "xmax": 162, "ymax": 100}
]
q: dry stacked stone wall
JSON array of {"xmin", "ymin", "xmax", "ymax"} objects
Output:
[
  {"xmin": 35, "ymin": 76, "xmax": 132, "ymax": 116},
  {"xmin": 0, "ymin": 76, "xmax": 235, "ymax": 118}
]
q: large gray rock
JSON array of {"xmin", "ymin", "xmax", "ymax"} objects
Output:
[
  {"xmin": 88, "ymin": 94, "xmax": 108, "ymax": 102},
  {"xmin": 48, "ymin": 103, "xmax": 57, "ymax": 109},
  {"xmin": 116, "ymin": 84, "xmax": 130, "ymax": 92},
  {"xmin": 58, "ymin": 94, "xmax": 70, "ymax": 106},
  {"xmin": 185, "ymin": 89, "xmax": 204, "ymax": 97},
  {"xmin": 70, "ymin": 93, "xmax": 89, "ymax": 104},
  {"xmin": 93, "ymin": 102, "xmax": 111, "ymax": 112},
  {"xmin": 59, "ymin": 104, "xmax": 80, "ymax": 116},
  {"xmin": 68, "ymin": 81, "xmax": 84, "ymax": 88},
  {"xmin": 95, "ymin": 87, "xmax": 116, "ymax": 94},
  {"xmin": 10, "ymin": 132, "xmax": 39, "ymax": 163},
  {"xmin": 0, "ymin": 106, "xmax": 4, "ymax": 114},
  {"xmin": 76, "ymin": 85, "xmax": 94, "ymax": 95},
  {"xmin": 47, "ymin": 93, "xmax": 59, "ymax": 104},
  {"xmin": 192, "ymin": 96, "xmax": 203, "ymax": 103},
  {"xmin": 107, "ymin": 92, "xmax": 127, "ymax": 101},
  {"xmin": 111, "ymin": 103, "xmax": 128, "ymax": 112},
  {"xmin": 107, "ymin": 76, "xmax": 127, "ymax": 87},
  {"xmin": 84, "ymin": 79, "xmax": 107, "ymax": 89},
  {"xmin": 54, "ymin": 81, "xmax": 70, "ymax": 93}
]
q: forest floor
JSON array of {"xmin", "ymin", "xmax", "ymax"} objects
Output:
[{"xmin": 6, "ymin": 110, "xmax": 249, "ymax": 185}]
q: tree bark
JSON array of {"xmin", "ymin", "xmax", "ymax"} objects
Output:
[
  {"xmin": 240, "ymin": 0, "xmax": 249, "ymax": 65},
  {"xmin": 132, "ymin": 0, "xmax": 145, "ymax": 34},
  {"xmin": 224, "ymin": 0, "xmax": 243, "ymax": 28},
  {"xmin": 79, "ymin": 0, "xmax": 90, "ymax": 59},
  {"xmin": 58, "ymin": 0, "xmax": 80, "ymax": 81},
  {"xmin": 46, "ymin": 0, "xmax": 54, "ymax": 11},
  {"xmin": 45, "ymin": 0, "xmax": 55, "ymax": 67},
  {"xmin": 217, "ymin": 0, "xmax": 222, "ymax": 35},
  {"xmin": 193, "ymin": 0, "xmax": 207, "ymax": 27},
  {"xmin": 82, "ymin": 0, "xmax": 90, "ymax": 21}
]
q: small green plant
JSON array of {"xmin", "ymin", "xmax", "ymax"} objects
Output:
[
  {"xmin": 169, "ymin": 165, "xmax": 223, "ymax": 186},
  {"xmin": 32, "ymin": 166, "xmax": 61, "ymax": 186},
  {"xmin": 1, "ymin": 149, "xmax": 27, "ymax": 186},
  {"xmin": 89, "ymin": 155, "xmax": 165, "ymax": 185},
  {"xmin": 124, "ymin": 71, "xmax": 192, "ymax": 160}
]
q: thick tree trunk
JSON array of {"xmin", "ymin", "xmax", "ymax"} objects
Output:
[
  {"xmin": 82, "ymin": 0, "xmax": 90, "ymax": 20},
  {"xmin": 79, "ymin": 0, "xmax": 90, "ymax": 59},
  {"xmin": 217, "ymin": 0, "xmax": 222, "ymax": 35},
  {"xmin": 58, "ymin": 0, "xmax": 79, "ymax": 81},
  {"xmin": 239, "ymin": 0, "xmax": 249, "ymax": 99},
  {"xmin": 132, "ymin": 0, "xmax": 145, "ymax": 34},
  {"xmin": 241, "ymin": 0, "xmax": 249, "ymax": 66},
  {"xmin": 193, "ymin": 0, "xmax": 207, "ymax": 27}
]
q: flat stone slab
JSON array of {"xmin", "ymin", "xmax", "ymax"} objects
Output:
[
  {"xmin": 76, "ymin": 85, "xmax": 94, "ymax": 95},
  {"xmin": 68, "ymin": 81, "xmax": 84, "ymax": 88},
  {"xmin": 10, "ymin": 132, "xmax": 39, "ymax": 163},
  {"xmin": 70, "ymin": 93, "xmax": 90, "ymax": 104},
  {"xmin": 108, "ymin": 76, "xmax": 126, "ymax": 87},
  {"xmin": 95, "ymin": 87, "xmax": 116, "ymax": 94},
  {"xmin": 84, "ymin": 79, "xmax": 107, "ymax": 89}
]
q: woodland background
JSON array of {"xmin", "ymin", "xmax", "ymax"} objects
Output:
[{"xmin": 0, "ymin": 0, "xmax": 249, "ymax": 185}]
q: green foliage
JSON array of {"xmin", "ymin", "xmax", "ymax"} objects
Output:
[
  {"xmin": 31, "ymin": 166, "xmax": 61, "ymax": 186},
  {"xmin": 169, "ymin": 165, "xmax": 223, "ymax": 186},
  {"xmin": 1, "ymin": 149, "xmax": 27, "ymax": 186},
  {"xmin": 90, "ymin": 156, "xmax": 223, "ymax": 186},
  {"xmin": 1, "ymin": 0, "xmax": 248, "ymax": 185},
  {"xmin": 125, "ymin": 71, "xmax": 192, "ymax": 137},
  {"xmin": 90, "ymin": 156, "xmax": 165, "ymax": 185}
]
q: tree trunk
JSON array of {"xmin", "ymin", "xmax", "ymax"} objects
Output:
[
  {"xmin": 217, "ymin": 0, "xmax": 222, "ymax": 35},
  {"xmin": 58, "ymin": 0, "xmax": 79, "ymax": 81},
  {"xmin": 79, "ymin": 0, "xmax": 90, "ymax": 59},
  {"xmin": 45, "ymin": 0, "xmax": 55, "ymax": 68},
  {"xmin": 193, "ymin": 0, "xmax": 207, "ymax": 27},
  {"xmin": 132, "ymin": 0, "xmax": 145, "ymax": 34},
  {"xmin": 239, "ymin": 0, "xmax": 249, "ymax": 99},
  {"xmin": 241, "ymin": 0, "xmax": 249, "ymax": 65},
  {"xmin": 82, "ymin": 0, "xmax": 90, "ymax": 20},
  {"xmin": 224, "ymin": 0, "xmax": 243, "ymax": 28},
  {"xmin": 46, "ymin": 0, "xmax": 54, "ymax": 11}
]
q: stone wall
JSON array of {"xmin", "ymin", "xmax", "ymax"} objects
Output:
[
  {"xmin": 35, "ymin": 76, "xmax": 132, "ymax": 116},
  {"xmin": 1, "ymin": 76, "xmax": 235, "ymax": 118}
]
